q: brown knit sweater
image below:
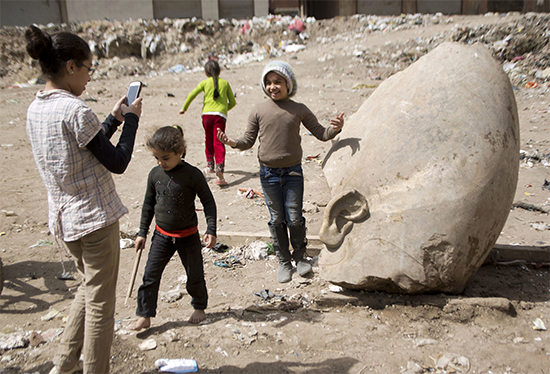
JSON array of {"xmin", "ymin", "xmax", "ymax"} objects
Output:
[{"xmin": 233, "ymin": 99, "xmax": 340, "ymax": 168}]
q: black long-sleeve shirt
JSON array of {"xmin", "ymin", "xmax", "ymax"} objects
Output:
[
  {"xmin": 86, "ymin": 113, "xmax": 139, "ymax": 174},
  {"xmin": 138, "ymin": 161, "xmax": 217, "ymax": 238}
]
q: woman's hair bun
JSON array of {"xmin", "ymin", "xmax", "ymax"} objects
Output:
[{"xmin": 25, "ymin": 25, "xmax": 52, "ymax": 60}]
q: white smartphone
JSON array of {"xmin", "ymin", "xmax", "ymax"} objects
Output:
[{"xmin": 125, "ymin": 81, "xmax": 142, "ymax": 105}]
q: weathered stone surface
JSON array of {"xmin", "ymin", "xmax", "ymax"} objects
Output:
[{"xmin": 320, "ymin": 42, "xmax": 519, "ymax": 294}]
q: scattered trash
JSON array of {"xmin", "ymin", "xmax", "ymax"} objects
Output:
[
  {"xmin": 525, "ymin": 82, "xmax": 538, "ymax": 88},
  {"xmin": 1, "ymin": 210, "xmax": 15, "ymax": 217},
  {"xmin": 253, "ymin": 289, "xmax": 276, "ymax": 300},
  {"xmin": 414, "ymin": 338, "xmax": 438, "ymax": 348},
  {"xmin": 214, "ymin": 260, "xmax": 230, "ymax": 268},
  {"xmin": 302, "ymin": 201, "xmax": 319, "ymax": 213},
  {"xmin": 252, "ymin": 289, "xmax": 285, "ymax": 302},
  {"xmin": 215, "ymin": 347, "xmax": 229, "ymax": 357},
  {"xmin": 433, "ymin": 353, "xmax": 470, "ymax": 373},
  {"xmin": 243, "ymin": 241, "xmax": 270, "ymax": 260},
  {"xmin": 40, "ymin": 328, "xmax": 63, "ymax": 342},
  {"xmin": 57, "ymin": 272, "xmax": 76, "ymax": 280},
  {"xmin": 160, "ymin": 287, "xmax": 185, "ymax": 303},
  {"xmin": 328, "ymin": 284, "xmax": 343, "ymax": 293},
  {"xmin": 212, "ymin": 243, "xmax": 229, "ymax": 253},
  {"xmin": 533, "ymin": 318, "xmax": 547, "ymax": 331},
  {"xmin": 214, "ymin": 255, "xmax": 243, "ymax": 268},
  {"xmin": 139, "ymin": 338, "xmax": 157, "ymax": 351},
  {"xmin": 167, "ymin": 93, "xmax": 175, "ymax": 97},
  {"xmin": 530, "ymin": 222, "xmax": 549, "ymax": 231},
  {"xmin": 513, "ymin": 336, "xmax": 525, "ymax": 344},
  {"xmin": 155, "ymin": 358, "xmax": 197, "ymax": 373},
  {"xmin": 542, "ymin": 179, "xmax": 550, "ymax": 191},
  {"xmin": 240, "ymin": 20, "xmax": 252, "ymax": 35},
  {"xmin": 289, "ymin": 17, "xmax": 305, "ymax": 34},
  {"xmin": 305, "ymin": 153, "xmax": 320, "ymax": 160},
  {"xmin": 351, "ymin": 83, "xmax": 378, "ymax": 89},
  {"xmin": 29, "ymin": 239, "xmax": 53, "ymax": 248},
  {"xmin": 283, "ymin": 44, "xmax": 307, "ymax": 53},
  {"xmin": 162, "ymin": 329, "xmax": 179, "ymax": 342},
  {"xmin": 402, "ymin": 359, "xmax": 424, "ymax": 374},
  {"xmin": 239, "ymin": 188, "xmax": 264, "ymax": 199},
  {"xmin": 0, "ymin": 331, "xmax": 29, "ymax": 350},
  {"xmin": 120, "ymin": 238, "xmax": 134, "ymax": 249},
  {"xmin": 41, "ymin": 308, "xmax": 61, "ymax": 321},
  {"xmin": 169, "ymin": 64, "xmax": 186, "ymax": 74}
]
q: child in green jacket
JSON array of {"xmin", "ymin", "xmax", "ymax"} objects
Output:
[{"xmin": 180, "ymin": 60, "xmax": 236, "ymax": 186}]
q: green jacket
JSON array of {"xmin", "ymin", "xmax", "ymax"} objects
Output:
[{"xmin": 182, "ymin": 77, "xmax": 236, "ymax": 117}]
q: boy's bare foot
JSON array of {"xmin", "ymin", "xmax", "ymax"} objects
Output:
[
  {"xmin": 188, "ymin": 309, "xmax": 205, "ymax": 324},
  {"xmin": 129, "ymin": 317, "xmax": 151, "ymax": 331}
]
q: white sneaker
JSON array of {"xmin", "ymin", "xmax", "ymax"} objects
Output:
[{"xmin": 49, "ymin": 361, "xmax": 83, "ymax": 374}]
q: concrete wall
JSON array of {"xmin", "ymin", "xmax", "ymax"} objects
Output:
[
  {"xmin": 254, "ymin": 0, "xmax": 269, "ymax": 16},
  {"xmin": 219, "ymin": 0, "xmax": 254, "ymax": 19},
  {"xmin": 417, "ymin": 0, "xmax": 462, "ymax": 14},
  {"xmin": 357, "ymin": 0, "xmax": 401, "ymax": 15},
  {"xmin": 1, "ymin": 0, "xmax": 63, "ymax": 27},
  {"xmin": 201, "ymin": 0, "xmax": 219, "ymax": 20},
  {"xmin": 1, "ymin": 0, "xmax": 547, "ymax": 27},
  {"xmin": 339, "ymin": 0, "xmax": 357, "ymax": 15},
  {"xmin": 65, "ymin": 0, "xmax": 153, "ymax": 23},
  {"xmin": 153, "ymin": 0, "xmax": 202, "ymax": 19}
]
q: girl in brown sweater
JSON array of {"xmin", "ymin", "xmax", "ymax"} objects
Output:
[{"xmin": 217, "ymin": 61, "xmax": 344, "ymax": 283}]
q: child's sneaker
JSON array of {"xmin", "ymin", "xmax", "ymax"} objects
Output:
[{"xmin": 216, "ymin": 179, "xmax": 228, "ymax": 187}]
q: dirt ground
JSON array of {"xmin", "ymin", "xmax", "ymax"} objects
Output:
[{"xmin": 0, "ymin": 13, "xmax": 549, "ymax": 374}]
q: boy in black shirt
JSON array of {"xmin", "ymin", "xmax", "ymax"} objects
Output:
[{"xmin": 130, "ymin": 126, "xmax": 216, "ymax": 330}]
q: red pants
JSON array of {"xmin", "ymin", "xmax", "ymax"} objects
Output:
[{"xmin": 202, "ymin": 114, "xmax": 226, "ymax": 172}]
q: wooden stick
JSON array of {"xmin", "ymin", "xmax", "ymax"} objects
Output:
[{"xmin": 125, "ymin": 247, "xmax": 143, "ymax": 305}]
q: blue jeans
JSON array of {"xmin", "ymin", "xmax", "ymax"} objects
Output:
[
  {"xmin": 260, "ymin": 164, "xmax": 305, "ymax": 228},
  {"xmin": 136, "ymin": 231, "xmax": 207, "ymax": 317}
]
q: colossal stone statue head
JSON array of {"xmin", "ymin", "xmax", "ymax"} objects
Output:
[{"xmin": 319, "ymin": 42, "xmax": 519, "ymax": 294}]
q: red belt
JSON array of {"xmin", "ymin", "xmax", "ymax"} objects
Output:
[{"xmin": 156, "ymin": 224, "xmax": 198, "ymax": 238}]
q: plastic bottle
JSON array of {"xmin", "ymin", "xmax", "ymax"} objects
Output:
[{"xmin": 154, "ymin": 359, "xmax": 198, "ymax": 373}]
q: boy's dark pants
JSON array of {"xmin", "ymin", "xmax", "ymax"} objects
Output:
[{"xmin": 136, "ymin": 230, "xmax": 207, "ymax": 317}]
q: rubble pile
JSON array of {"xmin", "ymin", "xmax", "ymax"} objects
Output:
[
  {"xmin": 348, "ymin": 12, "xmax": 550, "ymax": 84},
  {"xmin": 0, "ymin": 12, "xmax": 549, "ymax": 85}
]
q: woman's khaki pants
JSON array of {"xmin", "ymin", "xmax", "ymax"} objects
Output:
[{"xmin": 55, "ymin": 221, "xmax": 120, "ymax": 374}]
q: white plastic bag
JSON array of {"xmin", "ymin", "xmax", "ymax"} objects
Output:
[{"xmin": 154, "ymin": 358, "xmax": 198, "ymax": 373}]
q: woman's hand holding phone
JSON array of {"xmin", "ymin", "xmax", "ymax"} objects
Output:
[
  {"xmin": 123, "ymin": 97, "xmax": 142, "ymax": 119},
  {"xmin": 113, "ymin": 96, "xmax": 143, "ymax": 121}
]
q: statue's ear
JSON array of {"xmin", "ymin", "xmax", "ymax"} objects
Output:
[{"xmin": 319, "ymin": 189, "xmax": 369, "ymax": 249}]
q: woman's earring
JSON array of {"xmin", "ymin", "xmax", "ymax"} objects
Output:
[{"xmin": 70, "ymin": 71, "xmax": 74, "ymax": 74}]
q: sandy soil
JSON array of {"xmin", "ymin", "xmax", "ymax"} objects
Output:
[{"xmin": 0, "ymin": 14, "xmax": 549, "ymax": 374}]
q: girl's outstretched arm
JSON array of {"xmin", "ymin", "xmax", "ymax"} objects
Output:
[
  {"xmin": 330, "ymin": 112, "xmax": 345, "ymax": 131},
  {"xmin": 217, "ymin": 128, "xmax": 237, "ymax": 148}
]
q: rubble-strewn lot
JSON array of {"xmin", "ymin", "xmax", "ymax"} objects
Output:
[{"xmin": 1, "ymin": 13, "xmax": 549, "ymax": 374}]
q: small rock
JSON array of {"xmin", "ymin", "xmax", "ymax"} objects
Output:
[
  {"xmin": 160, "ymin": 287, "xmax": 184, "ymax": 303},
  {"xmin": 162, "ymin": 329, "xmax": 179, "ymax": 342},
  {"xmin": 139, "ymin": 338, "xmax": 157, "ymax": 351}
]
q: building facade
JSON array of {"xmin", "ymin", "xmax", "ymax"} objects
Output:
[{"xmin": 0, "ymin": 0, "xmax": 547, "ymax": 27}]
